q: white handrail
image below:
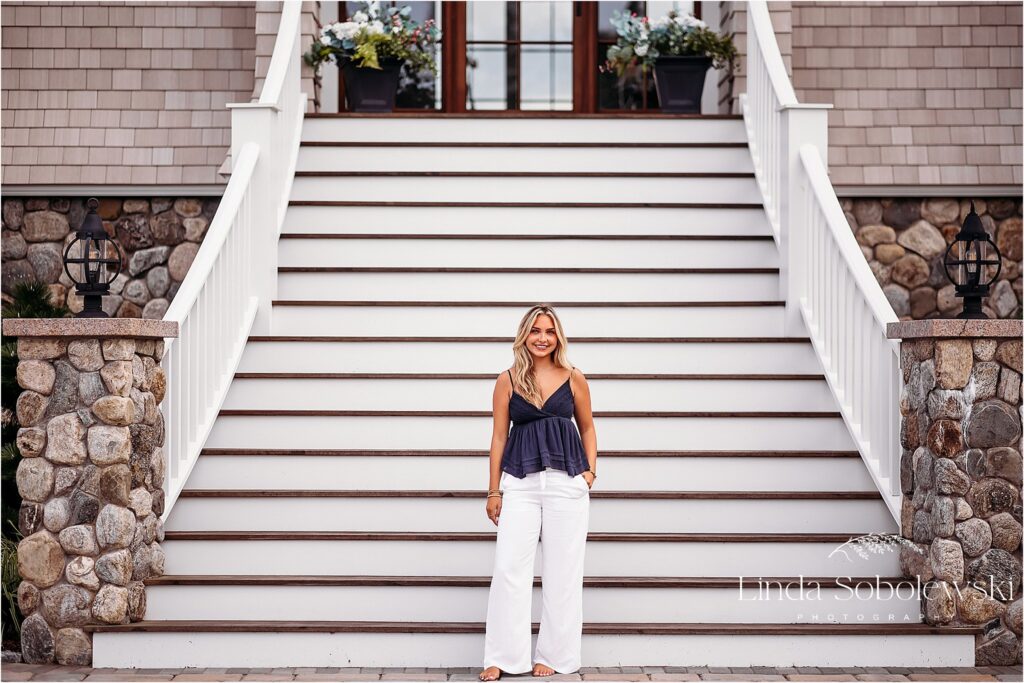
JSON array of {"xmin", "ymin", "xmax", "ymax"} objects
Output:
[
  {"xmin": 742, "ymin": 0, "xmax": 904, "ymax": 525},
  {"xmin": 741, "ymin": 0, "xmax": 795, "ymax": 242},
  {"xmin": 158, "ymin": 1, "xmax": 306, "ymax": 521},
  {"xmin": 160, "ymin": 144, "xmax": 260, "ymax": 518},
  {"xmin": 796, "ymin": 147, "xmax": 904, "ymax": 524}
]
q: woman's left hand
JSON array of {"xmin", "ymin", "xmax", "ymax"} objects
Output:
[{"xmin": 582, "ymin": 471, "xmax": 595, "ymax": 489}]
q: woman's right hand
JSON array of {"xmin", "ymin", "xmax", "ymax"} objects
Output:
[{"xmin": 486, "ymin": 495, "xmax": 502, "ymax": 526}]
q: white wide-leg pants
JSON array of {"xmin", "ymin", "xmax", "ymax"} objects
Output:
[{"xmin": 483, "ymin": 466, "xmax": 590, "ymax": 674}]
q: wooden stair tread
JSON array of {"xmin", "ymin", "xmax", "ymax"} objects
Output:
[
  {"xmin": 177, "ymin": 489, "xmax": 881, "ymax": 499},
  {"xmin": 278, "ymin": 266, "xmax": 779, "ymax": 273},
  {"xmin": 279, "ymin": 232, "xmax": 772, "ymax": 240},
  {"xmin": 271, "ymin": 300, "xmax": 786, "ymax": 307},
  {"xmin": 84, "ymin": 620, "xmax": 984, "ymax": 635},
  {"xmin": 162, "ymin": 531, "xmax": 881, "ymax": 542},
  {"xmin": 304, "ymin": 112, "xmax": 744, "ymax": 119},
  {"xmin": 231, "ymin": 372, "xmax": 824, "ymax": 380},
  {"xmin": 288, "ymin": 201, "xmax": 764, "ymax": 208},
  {"xmin": 301, "ymin": 141, "xmax": 750, "ymax": 148},
  {"xmin": 146, "ymin": 574, "xmax": 914, "ymax": 588},
  {"xmin": 247, "ymin": 335, "xmax": 814, "ymax": 343},
  {"xmin": 199, "ymin": 449, "xmax": 860, "ymax": 457},
  {"xmin": 217, "ymin": 409, "xmax": 842, "ymax": 418},
  {"xmin": 294, "ymin": 171, "xmax": 755, "ymax": 178}
]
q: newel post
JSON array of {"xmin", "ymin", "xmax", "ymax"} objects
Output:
[
  {"xmin": 3, "ymin": 317, "xmax": 179, "ymax": 666},
  {"xmin": 778, "ymin": 102, "xmax": 832, "ymax": 337},
  {"xmin": 227, "ymin": 102, "xmax": 280, "ymax": 336},
  {"xmin": 887, "ymin": 318, "xmax": 1022, "ymax": 665}
]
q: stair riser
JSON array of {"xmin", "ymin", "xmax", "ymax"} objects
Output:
[
  {"xmin": 267, "ymin": 306, "xmax": 789, "ymax": 337},
  {"xmin": 162, "ymin": 540, "xmax": 901, "ymax": 577},
  {"xmin": 278, "ymin": 237, "xmax": 780, "ymax": 269},
  {"xmin": 301, "ymin": 117, "xmax": 749, "ymax": 143},
  {"xmin": 297, "ymin": 146, "xmax": 755, "ymax": 173},
  {"xmin": 164, "ymin": 498, "xmax": 898, "ymax": 534},
  {"xmin": 237, "ymin": 341, "xmax": 827, "ymax": 375},
  {"xmin": 186, "ymin": 456, "xmax": 879, "ymax": 493},
  {"xmin": 92, "ymin": 631, "xmax": 975, "ymax": 668},
  {"xmin": 223, "ymin": 378, "xmax": 834, "ymax": 412},
  {"xmin": 276, "ymin": 271, "xmax": 781, "ymax": 302},
  {"xmin": 282, "ymin": 205, "xmax": 771, "ymax": 235},
  {"xmin": 205, "ymin": 415, "xmax": 858, "ymax": 451},
  {"xmin": 144, "ymin": 584, "xmax": 924, "ymax": 623},
  {"xmin": 289, "ymin": 176, "xmax": 764, "ymax": 204}
]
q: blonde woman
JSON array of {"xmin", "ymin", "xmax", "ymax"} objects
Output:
[{"xmin": 479, "ymin": 304, "xmax": 598, "ymax": 680}]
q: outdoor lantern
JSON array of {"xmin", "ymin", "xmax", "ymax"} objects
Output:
[
  {"xmin": 942, "ymin": 200, "xmax": 1003, "ymax": 319},
  {"xmin": 62, "ymin": 198, "xmax": 125, "ymax": 318}
]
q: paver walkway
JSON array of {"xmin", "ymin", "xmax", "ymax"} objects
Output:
[{"xmin": 0, "ymin": 663, "xmax": 1021, "ymax": 682}]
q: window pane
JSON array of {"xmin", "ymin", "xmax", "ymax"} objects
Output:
[
  {"xmin": 397, "ymin": 62, "xmax": 439, "ymax": 109},
  {"xmin": 521, "ymin": 1, "xmax": 573, "ymax": 42},
  {"xmin": 467, "ymin": 0, "xmax": 508, "ymax": 41},
  {"xmin": 597, "ymin": 42, "xmax": 659, "ymax": 110},
  {"xmin": 467, "ymin": 45, "xmax": 510, "ymax": 110},
  {"xmin": 520, "ymin": 44, "xmax": 572, "ymax": 110},
  {"xmin": 646, "ymin": 1, "xmax": 695, "ymax": 20},
  {"xmin": 597, "ymin": 1, "xmax": 645, "ymax": 40}
]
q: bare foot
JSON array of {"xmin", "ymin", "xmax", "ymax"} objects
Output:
[
  {"xmin": 479, "ymin": 665, "xmax": 502, "ymax": 680},
  {"xmin": 532, "ymin": 662, "xmax": 555, "ymax": 677}
]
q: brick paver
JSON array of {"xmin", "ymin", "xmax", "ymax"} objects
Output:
[{"xmin": 0, "ymin": 664, "xmax": 1018, "ymax": 682}]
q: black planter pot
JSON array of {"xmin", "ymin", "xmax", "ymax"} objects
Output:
[
  {"xmin": 652, "ymin": 55, "xmax": 712, "ymax": 113},
  {"xmin": 340, "ymin": 57, "xmax": 403, "ymax": 112}
]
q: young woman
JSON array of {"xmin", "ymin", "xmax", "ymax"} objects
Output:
[{"xmin": 479, "ymin": 304, "xmax": 598, "ymax": 681}]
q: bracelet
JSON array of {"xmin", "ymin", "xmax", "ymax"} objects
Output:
[{"xmin": 487, "ymin": 490, "xmax": 503, "ymax": 498}]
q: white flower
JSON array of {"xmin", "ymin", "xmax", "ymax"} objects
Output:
[
  {"xmin": 635, "ymin": 42, "xmax": 649, "ymax": 57},
  {"xmin": 652, "ymin": 15, "xmax": 670, "ymax": 29},
  {"xmin": 678, "ymin": 14, "xmax": 706, "ymax": 30},
  {"xmin": 367, "ymin": 20, "xmax": 385, "ymax": 34},
  {"xmin": 332, "ymin": 21, "xmax": 359, "ymax": 40},
  {"xmin": 352, "ymin": 10, "xmax": 368, "ymax": 23}
]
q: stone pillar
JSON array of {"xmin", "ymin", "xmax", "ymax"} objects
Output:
[
  {"xmin": 2, "ymin": 318, "xmax": 178, "ymax": 666},
  {"xmin": 888, "ymin": 319, "xmax": 1023, "ymax": 665}
]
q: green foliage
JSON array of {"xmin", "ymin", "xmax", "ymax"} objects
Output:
[
  {"xmin": 303, "ymin": 1, "xmax": 440, "ymax": 74},
  {"xmin": 0, "ymin": 280, "xmax": 71, "ymax": 647},
  {"xmin": 602, "ymin": 9, "xmax": 737, "ymax": 77}
]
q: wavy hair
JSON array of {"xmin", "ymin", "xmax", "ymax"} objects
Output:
[{"xmin": 509, "ymin": 304, "xmax": 574, "ymax": 408}]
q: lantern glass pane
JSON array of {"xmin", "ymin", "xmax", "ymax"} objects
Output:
[
  {"xmin": 967, "ymin": 242, "xmax": 978, "ymax": 273},
  {"xmin": 86, "ymin": 237, "xmax": 101, "ymax": 284}
]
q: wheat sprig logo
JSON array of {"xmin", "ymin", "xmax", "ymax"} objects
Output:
[{"xmin": 828, "ymin": 533, "xmax": 926, "ymax": 563}]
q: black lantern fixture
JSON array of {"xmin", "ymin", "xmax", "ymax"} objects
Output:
[
  {"xmin": 62, "ymin": 198, "xmax": 125, "ymax": 318},
  {"xmin": 942, "ymin": 200, "xmax": 1002, "ymax": 319}
]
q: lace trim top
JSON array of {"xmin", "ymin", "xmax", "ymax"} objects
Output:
[{"xmin": 500, "ymin": 368, "xmax": 588, "ymax": 478}]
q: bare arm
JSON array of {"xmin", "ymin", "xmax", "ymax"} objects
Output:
[
  {"xmin": 570, "ymin": 368, "xmax": 597, "ymax": 473},
  {"xmin": 489, "ymin": 370, "xmax": 513, "ymax": 491}
]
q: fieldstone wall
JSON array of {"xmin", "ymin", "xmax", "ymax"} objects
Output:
[
  {"xmin": 4, "ymin": 318, "xmax": 178, "ymax": 666},
  {"xmin": 844, "ymin": 197, "xmax": 1023, "ymax": 320},
  {"xmin": 890, "ymin": 319, "xmax": 1023, "ymax": 666},
  {"xmin": 1, "ymin": 197, "xmax": 219, "ymax": 317}
]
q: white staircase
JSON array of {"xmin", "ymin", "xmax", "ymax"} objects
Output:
[{"xmin": 89, "ymin": 114, "xmax": 980, "ymax": 668}]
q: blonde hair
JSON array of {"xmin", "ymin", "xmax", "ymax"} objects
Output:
[{"xmin": 509, "ymin": 304, "xmax": 574, "ymax": 408}]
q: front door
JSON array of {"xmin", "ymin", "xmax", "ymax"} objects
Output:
[{"xmin": 337, "ymin": 1, "xmax": 702, "ymax": 113}]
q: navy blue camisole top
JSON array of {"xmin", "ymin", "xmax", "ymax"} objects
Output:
[{"xmin": 500, "ymin": 368, "xmax": 589, "ymax": 478}]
